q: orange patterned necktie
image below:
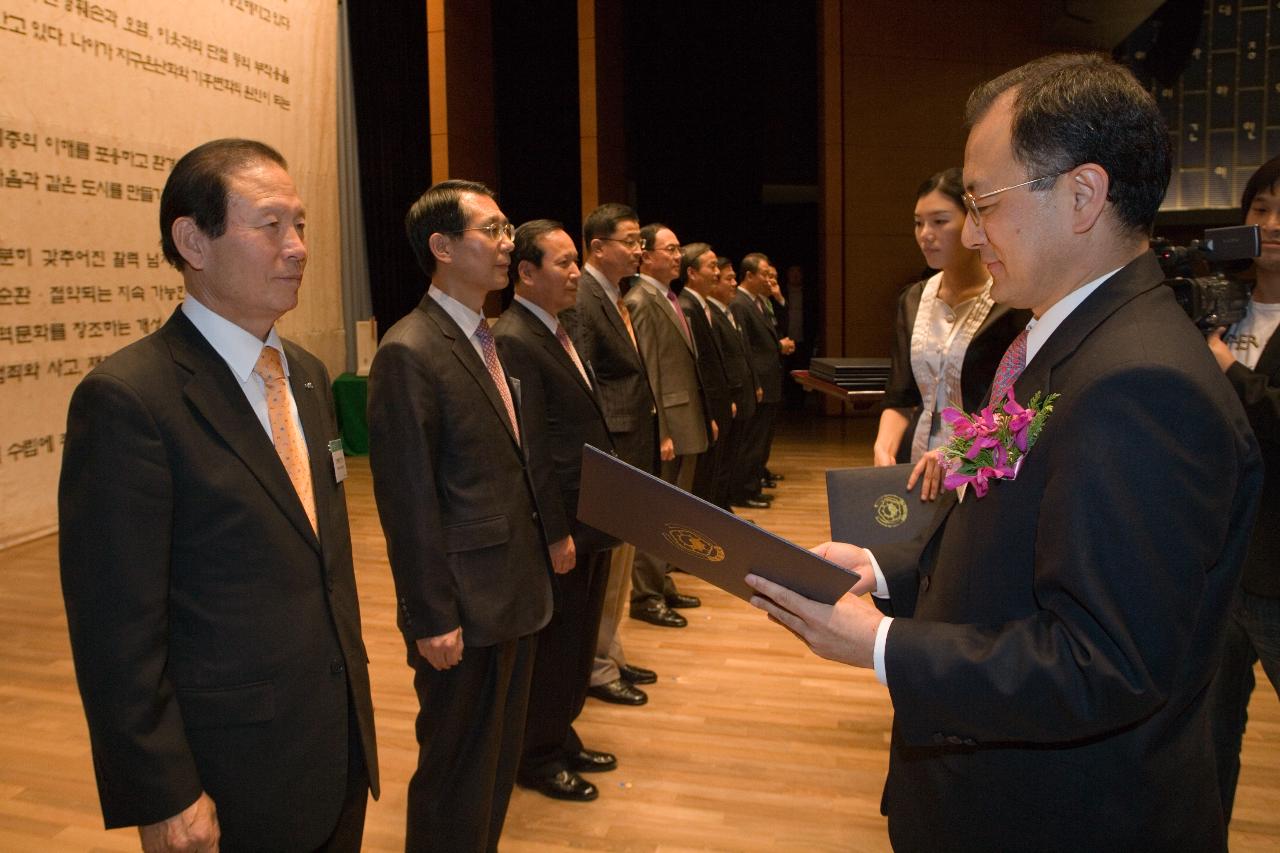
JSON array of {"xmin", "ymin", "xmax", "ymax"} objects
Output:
[
  {"xmin": 254, "ymin": 345, "xmax": 317, "ymax": 533},
  {"xmin": 616, "ymin": 296, "xmax": 638, "ymax": 350}
]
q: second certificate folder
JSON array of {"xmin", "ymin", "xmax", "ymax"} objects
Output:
[{"xmin": 576, "ymin": 445, "xmax": 859, "ymax": 604}]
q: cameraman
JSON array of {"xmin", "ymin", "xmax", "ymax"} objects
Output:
[{"xmin": 1206, "ymin": 155, "xmax": 1280, "ymax": 822}]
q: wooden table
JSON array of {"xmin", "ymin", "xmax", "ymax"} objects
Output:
[{"xmin": 791, "ymin": 369, "xmax": 884, "ymax": 412}]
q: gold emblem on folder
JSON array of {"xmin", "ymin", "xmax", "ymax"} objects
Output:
[
  {"xmin": 873, "ymin": 494, "xmax": 908, "ymax": 529},
  {"xmin": 662, "ymin": 523, "xmax": 726, "ymax": 562}
]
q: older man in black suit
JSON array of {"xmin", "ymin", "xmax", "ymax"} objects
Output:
[
  {"xmin": 678, "ymin": 243, "xmax": 734, "ymax": 508},
  {"xmin": 709, "ymin": 258, "xmax": 758, "ymax": 509},
  {"xmin": 494, "ymin": 219, "xmax": 621, "ymax": 802},
  {"xmin": 368, "ymin": 180, "xmax": 554, "ymax": 851},
  {"xmin": 749, "ymin": 54, "xmax": 1261, "ymax": 852},
  {"xmin": 732, "ymin": 254, "xmax": 783, "ymax": 508},
  {"xmin": 561, "ymin": 203, "xmax": 659, "ymax": 706},
  {"xmin": 59, "ymin": 139, "xmax": 378, "ymax": 851}
]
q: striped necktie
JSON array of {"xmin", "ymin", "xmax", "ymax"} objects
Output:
[{"xmin": 254, "ymin": 345, "xmax": 317, "ymax": 532}]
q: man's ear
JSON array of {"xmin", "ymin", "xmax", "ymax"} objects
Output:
[
  {"xmin": 517, "ymin": 258, "xmax": 538, "ymax": 287},
  {"xmin": 172, "ymin": 217, "xmax": 209, "ymax": 271},
  {"xmin": 1069, "ymin": 164, "xmax": 1110, "ymax": 234},
  {"xmin": 428, "ymin": 232, "xmax": 452, "ymax": 267}
]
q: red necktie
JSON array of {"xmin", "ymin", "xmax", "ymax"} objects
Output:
[
  {"xmin": 989, "ymin": 328, "xmax": 1028, "ymax": 406},
  {"xmin": 473, "ymin": 322, "xmax": 520, "ymax": 444},
  {"xmin": 666, "ymin": 289, "xmax": 692, "ymax": 345},
  {"xmin": 254, "ymin": 346, "xmax": 317, "ymax": 532}
]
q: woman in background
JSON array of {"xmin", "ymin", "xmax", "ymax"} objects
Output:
[{"xmin": 873, "ymin": 167, "xmax": 1029, "ymax": 498}]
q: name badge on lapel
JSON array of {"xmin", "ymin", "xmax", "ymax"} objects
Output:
[{"xmin": 328, "ymin": 438, "xmax": 347, "ymax": 483}]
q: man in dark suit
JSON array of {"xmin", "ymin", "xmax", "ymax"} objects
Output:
[
  {"xmin": 59, "ymin": 138, "xmax": 378, "ymax": 852},
  {"xmin": 709, "ymin": 258, "xmax": 758, "ymax": 510},
  {"xmin": 625, "ymin": 223, "xmax": 708, "ymax": 627},
  {"xmin": 678, "ymin": 243, "xmax": 733, "ymax": 508},
  {"xmin": 732, "ymin": 254, "xmax": 783, "ymax": 508},
  {"xmin": 561, "ymin": 203, "xmax": 658, "ymax": 706},
  {"xmin": 748, "ymin": 54, "xmax": 1262, "ymax": 851},
  {"xmin": 1206, "ymin": 155, "xmax": 1280, "ymax": 823},
  {"xmin": 493, "ymin": 219, "xmax": 621, "ymax": 803},
  {"xmin": 367, "ymin": 180, "xmax": 554, "ymax": 851}
]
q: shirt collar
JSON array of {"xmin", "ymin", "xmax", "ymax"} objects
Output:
[
  {"xmin": 181, "ymin": 294, "xmax": 287, "ymax": 382},
  {"xmin": 429, "ymin": 284, "xmax": 485, "ymax": 339},
  {"xmin": 637, "ymin": 273, "xmax": 671, "ymax": 296},
  {"xmin": 706, "ymin": 296, "xmax": 727, "ymax": 312},
  {"xmin": 513, "ymin": 294, "xmax": 559, "ymax": 333},
  {"xmin": 584, "ymin": 263, "xmax": 622, "ymax": 303},
  {"xmin": 1025, "ymin": 266, "xmax": 1121, "ymax": 364},
  {"xmin": 684, "ymin": 287, "xmax": 708, "ymax": 309}
]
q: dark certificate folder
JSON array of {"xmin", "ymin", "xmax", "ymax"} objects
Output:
[
  {"xmin": 826, "ymin": 464, "xmax": 947, "ymax": 548},
  {"xmin": 577, "ymin": 445, "xmax": 860, "ymax": 604}
]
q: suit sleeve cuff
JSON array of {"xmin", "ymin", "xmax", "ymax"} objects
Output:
[{"xmin": 873, "ymin": 616, "xmax": 893, "ymax": 686}]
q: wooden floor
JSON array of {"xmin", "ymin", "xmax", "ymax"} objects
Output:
[{"xmin": 2, "ymin": 412, "xmax": 1278, "ymax": 851}]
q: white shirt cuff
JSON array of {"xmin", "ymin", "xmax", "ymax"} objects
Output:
[
  {"xmin": 868, "ymin": 549, "xmax": 889, "ymax": 598},
  {"xmin": 873, "ymin": 616, "xmax": 893, "ymax": 685}
]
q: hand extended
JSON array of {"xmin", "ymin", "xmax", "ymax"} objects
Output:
[
  {"xmin": 906, "ymin": 450, "xmax": 944, "ymax": 501},
  {"xmin": 549, "ymin": 535, "xmax": 577, "ymax": 575},
  {"xmin": 1207, "ymin": 326, "xmax": 1235, "ymax": 373},
  {"xmin": 416, "ymin": 627, "xmax": 464, "ymax": 671},
  {"xmin": 139, "ymin": 792, "xmax": 219, "ymax": 853},
  {"xmin": 659, "ymin": 436, "xmax": 675, "ymax": 462}
]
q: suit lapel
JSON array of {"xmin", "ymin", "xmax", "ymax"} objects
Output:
[
  {"xmin": 164, "ymin": 310, "xmax": 321, "ymax": 551},
  {"xmin": 584, "ymin": 271, "xmax": 631, "ymax": 345},
  {"xmin": 514, "ymin": 302, "xmax": 594, "ymax": 397},
  {"xmin": 423, "ymin": 297, "xmax": 521, "ymax": 449},
  {"xmin": 1014, "ymin": 252, "xmax": 1164, "ymax": 402}
]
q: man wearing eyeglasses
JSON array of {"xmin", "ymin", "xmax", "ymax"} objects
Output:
[
  {"xmin": 625, "ymin": 222, "xmax": 710, "ymax": 628},
  {"xmin": 560, "ymin": 203, "xmax": 661, "ymax": 706},
  {"xmin": 747, "ymin": 54, "xmax": 1261, "ymax": 851},
  {"xmin": 367, "ymin": 180, "xmax": 554, "ymax": 851}
]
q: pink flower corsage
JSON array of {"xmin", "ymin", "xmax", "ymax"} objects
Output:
[{"xmin": 938, "ymin": 389, "xmax": 1059, "ymax": 498}]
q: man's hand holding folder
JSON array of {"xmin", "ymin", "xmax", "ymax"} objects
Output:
[{"xmin": 746, "ymin": 542, "xmax": 882, "ymax": 669}]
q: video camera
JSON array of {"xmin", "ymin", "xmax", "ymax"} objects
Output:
[{"xmin": 1153, "ymin": 224, "xmax": 1259, "ymax": 331}]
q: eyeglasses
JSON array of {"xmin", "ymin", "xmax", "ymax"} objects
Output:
[
  {"xmin": 653, "ymin": 244, "xmax": 682, "ymax": 256},
  {"xmin": 454, "ymin": 222, "xmax": 515, "ymax": 242},
  {"xmin": 962, "ymin": 171, "xmax": 1065, "ymax": 228},
  {"xmin": 600, "ymin": 236, "xmax": 647, "ymax": 250}
]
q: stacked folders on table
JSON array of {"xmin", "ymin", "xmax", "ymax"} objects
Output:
[{"xmin": 808, "ymin": 357, "xmax": 891, "ymax": 391}]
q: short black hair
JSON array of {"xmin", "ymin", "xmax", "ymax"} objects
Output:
[
  {"xmin": 159, "ymin": 138, "xmax": 287, "ymax": 270},
  {"xmin": 740, "ymin": 252, "xmax": 770, "ymax": 278},
  {"xmin": 404, "ymin": 179, "xmax": 495, "ymax": 277},
  {"xmin": 512, "ymin": 218, "xmax": 566, "ymax": 284},
  {"xmin": 639, "ymin": 223, "xmax": 670, "ymax": 254},
  {"xmin": 583, "ymin": 202, "xmax": 638, "ymax": 245},
  {"xmin": 717, "ymin": 256, "xmax": 734, "ymax": 277},
  {"xmin": 679, "ymin": 242, "xmax": 714, "ymax": 281},
  {"xmin": 965, "ymin": 53, "xmax": 1171, "ymax": 233},
  {"xmin": 916, "ymin": 167, "xmax": 965, "ymax": 211},
  {"xmin": 1242, "ymin": 156, "xmax": 1280, "ymax": 216}
]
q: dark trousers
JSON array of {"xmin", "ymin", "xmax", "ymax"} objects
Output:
[
  {"xmin": 632, "ymin": 453, "xmax": 695, "ymax": 605},
  {"xmin": 314, "ymin": 700, "xmax": 371, "ymax": 853},
  {"xmin": 1209, "ymin": 588, "xmax": 1280, "ymax": 822},
  {"xmin": 693, "ymin": 419, "xmax": 732, "ymax": 509},
  {"xmin": 405, "ymin": 634, "xmax": 536, "ymax": 853},
  {"xmin": 519, "ymin": 548, "xmax": 612, "ymax": 780},
  {"xmin": 736, "ymin": 401, "xmax": 777, "ymax": 501}
]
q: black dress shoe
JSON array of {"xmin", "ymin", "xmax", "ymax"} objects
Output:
[
  {"xmin": 666, "ymin": 592, "xmax": 701, "ymax": 609},
  {"xmin": 630, "ymin": 600, "xmax": 687, "ymax": 627},
  {"xmin": 519, "ymin": 769, "xmax": 598, "ymax": 802},
  {"xmin": 765, "ymin": 469, "xmax": 785, "ymax": 481},
  {"xmin": 761, "ymin": 478, "xmax": 778, "ymax": 489},
  {"xmin": 587, "ymin": 679, "xmax": 648, "ymax": 705},
  {"xmin": 569, "ymin": 748, "xmax": 617, "ymax": 773},
  {"xmin": 618, "ymin": 663, "xmax": 657, "ymax": 684},
  {"xmin": 732, "ymin": 497, "xmax": 770, "ymax": 509}
]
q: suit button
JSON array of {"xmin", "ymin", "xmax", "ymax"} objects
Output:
[{"xmin": 330, "ymin": 658, "xmax": 345, "ymax": 674}]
